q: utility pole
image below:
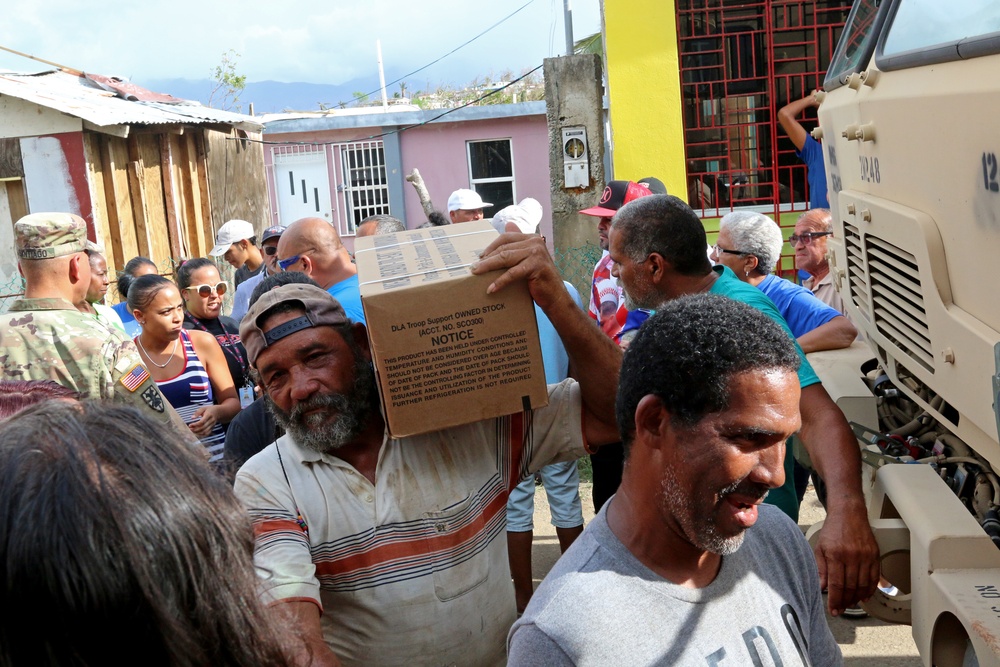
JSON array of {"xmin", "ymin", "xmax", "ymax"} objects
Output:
[
  {"xmin": 563, "ymin": 0, "xmax": 574, "ymax": 55},
  {"xmin": 377, "ymin": 39, "xmax": 389, "ymax": 111}
]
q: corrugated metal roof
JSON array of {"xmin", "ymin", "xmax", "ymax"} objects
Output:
[
  {"xmin": 262, "ymin": 101, "xmax": 547, "ymax": 135},
  {"xmin": 0, "ymin": 70, "xmax": 262, "ymax": 133}
]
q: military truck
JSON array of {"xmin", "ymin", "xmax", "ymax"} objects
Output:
[{"xmin": 817, "ymin": 0, "xmax": 1000, "ymax": 663}]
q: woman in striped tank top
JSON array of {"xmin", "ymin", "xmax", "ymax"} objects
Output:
[{"xmin": 128, "ymin": 275, "xmax": 241, "ymax": 463}]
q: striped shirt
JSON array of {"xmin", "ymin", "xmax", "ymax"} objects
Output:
[
  {"xmin": 155, "ymin": 330, "xmax": 225, "ymax": 461},
  {"xmin": 234, "ymin": 379, "xmax": 585, "ymax": 666}
]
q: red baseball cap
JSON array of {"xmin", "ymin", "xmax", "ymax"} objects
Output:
[{"xmin": 579, "ymin": 181, "xmax": 653, "ymax": 217}]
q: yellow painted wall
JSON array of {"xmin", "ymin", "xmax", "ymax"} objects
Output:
[{"xmin": 603, "ymin": 0, "xmax": 686, "ymax": 195}]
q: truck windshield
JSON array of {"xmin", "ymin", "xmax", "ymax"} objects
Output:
[
  {"xmin": 882, "ymin": 0, "xmax": 1000, "ymax": 56},
  {"xmin": 825, "ymin": 0, "xmax": 882, "ymax": 88}
]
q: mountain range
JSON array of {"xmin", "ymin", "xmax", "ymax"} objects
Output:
[{"xmin": 141, "ymin": 77, "xmax": 395, "ymax": 114}]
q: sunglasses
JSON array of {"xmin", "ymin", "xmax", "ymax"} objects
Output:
[
  {"xmin": 278, "ymin": 254, "xmax": 308, "ymax": 271},
  {"xmin": 788, "ymin": 231, "xmax": 832, "ymax": 246},
  {"xmin": 264, "ymin": 246, "xmax": 279, "ymax": 256},
  {"xmin": 185, "ymin": 281, "xmax": 228, "ymax": 297}
]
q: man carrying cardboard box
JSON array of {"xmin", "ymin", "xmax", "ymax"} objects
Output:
[{"xmin": 234, "ymin": 234, "xmax": 621, "ymax": 667}]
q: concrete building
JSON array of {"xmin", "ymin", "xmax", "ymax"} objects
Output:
[
  {"xmin": 602, "ymin": 0, "xmax": 851, "ymax": 270},
  {"xmin": 0, "ymin": 69, "xmax": 267, "ymax": 305},
  {"xmin": 261, "ymin": 102, "xmax": 551, "ymax": 254}
]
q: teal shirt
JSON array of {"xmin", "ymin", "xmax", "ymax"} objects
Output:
[
  {"xmin": 709, "ymin": 265, "xmax": 819, "ymax": 521},
  {"xmin": 709, "ymin": 266, "xmax": 820, "ymax": 388}
]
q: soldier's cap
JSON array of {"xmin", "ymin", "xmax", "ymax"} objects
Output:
[
  {"xmin": 15, "ymin": 212, "xmax": 90, "ymax": 260},
  {"xmin": 579, "ymin": 181, "xmax": 654, "ymax": 218},
  {"xmin": 240, "ymin": 283, "xmax": 349, "ymax": 367}
]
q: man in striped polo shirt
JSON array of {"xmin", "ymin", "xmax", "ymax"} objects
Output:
[{"xmin": 234, "ymin": 235, "xmax": 621, "ymax": 667}]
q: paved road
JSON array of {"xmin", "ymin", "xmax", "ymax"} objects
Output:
[{"xmin": 527, "ymin": 481, "xmax": 923, "ymax": 666}]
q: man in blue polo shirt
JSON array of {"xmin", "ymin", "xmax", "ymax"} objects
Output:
[
  {"xmin": 779, "ymin": 91, "xmax": 828, "ymax": 209},
  {"xmin": 275, "ymin": 216, "xmax": 365, "ymax": 325}
]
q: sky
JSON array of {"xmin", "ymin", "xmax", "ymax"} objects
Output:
[{"xmin": 0, "ymin": 0, "xmax": 602, "ymax": 91}]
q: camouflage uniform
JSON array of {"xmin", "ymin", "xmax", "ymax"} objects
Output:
[
  {"xmin": 5, "ymin": 211, "xmax": 189, "ymax": 436},
  {"xmin": 1, "ymin": 297, "xmax": 179, "ymax": 427}
]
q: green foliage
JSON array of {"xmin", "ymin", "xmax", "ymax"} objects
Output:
[
  {"xmin": 574, "ymin": 31, "xmax": 603, "ymax": 58},
  {"xmin": 208, "ymin": 50, "xmax": 247, "ymax": 112}
]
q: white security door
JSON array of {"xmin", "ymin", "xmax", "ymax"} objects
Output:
[{"xmin": 273, "ymin": 147, "xmax": 334, "ymax": 225}]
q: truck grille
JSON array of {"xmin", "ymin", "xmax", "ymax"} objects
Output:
[
  {"xmin": 865, "ymin": 235, "xmax": 934, "ymax": 372},
  {"xmin": 843, "ymin": 222, "xmax": 870, "ymax": 319}
]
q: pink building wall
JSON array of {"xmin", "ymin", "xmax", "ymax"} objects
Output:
[
  {"xmin": 398, "ymin": 115, "xmax": 552, "ymax": 237},
  {"xmin": 263, "ymin": 111, "xmax": 553, "ymax": 255}
]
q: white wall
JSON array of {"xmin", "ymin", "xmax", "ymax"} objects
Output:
[
  {"xmin": 20, "ymin": 136, "xmax": 79, "ymax": 213},
  {"xmin": 0, "ymin": 95, "xmax": 81, "ymax": 139}
]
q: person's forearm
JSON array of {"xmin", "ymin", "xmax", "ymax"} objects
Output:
[
  {"xmin": 797, "ymin": 317, "xmax": 858, "ymax": 354},
  {"xmin": 778, "ymin": 94, "xmax": 817, "ymax": 150},
  {"xmin": 778, "ymin": 94, "xmax": 817, "ymax": 122},
  {"xmin": 277, "ymin": 600, "xmax": 342, "ymax": 667},
  {"xmin": 798, "ymin": 384, "xmax": 865, "ymax": 509},
  {"xmin": 216, "ymin": 397, "xmax": 242, "ymax": 425},
  {"xmin": 543, "ymin": 293, "xmax": 622, "ymax": 429}
]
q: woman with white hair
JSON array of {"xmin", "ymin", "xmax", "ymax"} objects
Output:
[{"xmin": 710, "ymin": 210, "xmax": 857, "ymax": 353}]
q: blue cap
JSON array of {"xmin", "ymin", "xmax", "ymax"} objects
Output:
[{"xmin": 261, "ymin": 225, "xmax": 286, "ymax": 243}]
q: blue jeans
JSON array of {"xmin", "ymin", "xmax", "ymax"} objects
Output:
[{"xmin": 507, "ymin": 460, "xmax": 584, "ymax": 532}]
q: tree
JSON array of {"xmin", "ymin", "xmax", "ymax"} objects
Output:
[
  {"xmin": 208, "ymin": 50, "xmax": 247, "ymax": 112},
  {"xmin": 574, "ymin": 32, "xmax": 603, "ymax": 59}
]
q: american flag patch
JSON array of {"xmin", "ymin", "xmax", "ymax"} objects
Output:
[{"xmin": 119, "ymin": 364, "xmax": 151, "ymax": 392}]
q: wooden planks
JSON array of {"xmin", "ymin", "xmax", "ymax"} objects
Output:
[
  {"xmin": 159, "ymin": 135, "xmax": 184, "ymax": 261},
  {"xmin": 204, "ymin": 129, "xmax": 270, "ymax": 234},
  {"xmin": 0, "ymin": 139, "xmax": 24, "ymax": 180},
  {"xmin": 99, "ymin": 136, "xmax": 139, "ymax": 266},
  {"xmin": 82, "ymin": 133, "xmax": 120, "ymax": 271},
  {"xmin": 5, "ymin": 180, "xmax": 27, "ymax": 226},
  {"xmin": 177, "ymin": 134, "xmax": 204, "ymax": 258},
  {"xmin": 76, "ymin": 126, "xmax": 256, "ymax": 279},
  {"xmin": 194, "ymin": 132, "xmax": 214, "ymax": 253},
  {"xmin": 134, "ymin": 136, "xmax": 171, "ymax": 262}
]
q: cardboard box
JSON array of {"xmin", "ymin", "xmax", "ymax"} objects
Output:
[{"xmin": 355, "ymin": 221, "xmax": 548, "ymax": 438}]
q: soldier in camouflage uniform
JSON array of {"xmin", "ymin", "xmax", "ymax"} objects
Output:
[{"xmin": 0, "ymin": 212, "xmax": 190, "ymax": 436}]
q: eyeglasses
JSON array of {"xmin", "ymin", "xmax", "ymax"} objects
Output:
[
  {"xmin": 184, "ymin": 281, "xmax": 228, "ymax": 297},
  {"xmin": 278, "ymin": 255, "xmax": 304, "ymax": 271},
  {"xmin": 713, "ymin": 244, "xmax": 750, "ymax": 257},
  {"xmin": 278, "ymin": 248, "xmax": 315, "ymax": 272},
  {"xmin": 788, "ymin": 231, "xmax": 832, "ymax": 246},
  {"xmin": 264, "ymin": 246, "xmax": 279, "ymax": 256}
]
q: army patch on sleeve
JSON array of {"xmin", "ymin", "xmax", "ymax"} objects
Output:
[
  {"xmin": 119, "ymin": 364, "xmax": 151, "ymax": 392},
  {"xmin": 140, "ymin": 385, "xmax": 165, "ymax": 413}
]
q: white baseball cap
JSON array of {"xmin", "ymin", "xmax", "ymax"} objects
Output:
[
  {"xmin": 210, "ymin": 219, "xmax": 255, "ymax": 256},
  {"xmin": 447, "ymin": 189, "xmax": 492, "ymax": 213},
  {"xmin": 492, "ymin": 198, "xmax": 543, "ymax": 234}
]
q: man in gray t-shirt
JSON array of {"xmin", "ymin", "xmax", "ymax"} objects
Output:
[{"xmin": 508, "ymin": 294, "xmax": 842, "ymax": 666}]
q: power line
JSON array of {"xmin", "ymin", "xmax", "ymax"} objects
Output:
[
  {"xmin": 366, "ymin": 65, "xmax": 543, "ymax": 139},
  {"xmin": 332, "ymin": 0, "xmax": 537, "ymax": 108},
  {"xmin": 234, "ymin": 64, "xmax": 544, "ymax": 147}
]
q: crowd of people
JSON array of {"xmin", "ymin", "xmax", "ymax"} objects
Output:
[{"xmin": 0, "ymin": 179, "xmax": 875, "ymax": 665}]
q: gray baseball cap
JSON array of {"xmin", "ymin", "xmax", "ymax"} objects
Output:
[{"xmin": 240, "ymin": 283, "xmax": 349, "ymax": 366}]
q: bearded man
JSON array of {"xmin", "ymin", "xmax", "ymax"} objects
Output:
[{"xmin": 233, "ymin": 232, "xmax": 622, "ymax": 667}]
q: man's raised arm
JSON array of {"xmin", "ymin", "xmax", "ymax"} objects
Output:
[{"xmin": 473, "ymin": 233, "xmax": 622, "ymax": 445}]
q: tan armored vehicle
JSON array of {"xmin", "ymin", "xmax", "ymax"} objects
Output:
[{"xmin": 818, "ymin": 0, "xmax": 1000, "ymax": 663}]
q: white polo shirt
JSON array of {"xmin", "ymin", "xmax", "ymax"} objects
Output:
[{"xmin": 234, "ymin": 379, "xmax": 585, "ymax": 666}]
